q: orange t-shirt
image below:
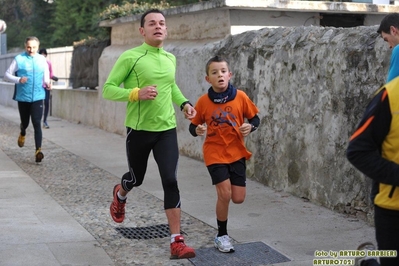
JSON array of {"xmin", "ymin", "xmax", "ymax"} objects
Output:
[{"xmin": 191, "ymin": 90, "xmax": 259, "ymax": 166}]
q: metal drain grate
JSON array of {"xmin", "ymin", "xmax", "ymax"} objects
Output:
[
  {"xmin": 188, "ymin": 241, "xmax": 291, "ymax": 265},
  {"xmin": 116, "ymin": 224, "xmax": 183, "ymax": 240}
]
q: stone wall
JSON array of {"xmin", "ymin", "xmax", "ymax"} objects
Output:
[
  {"xmin": 171, "ymin": 26, "xmax": 389, "ymax": 219},
  {"xmin": 70, "ymin": 41, "xmax": 109, "ymax": 89}
]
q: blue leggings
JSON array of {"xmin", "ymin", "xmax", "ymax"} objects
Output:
[
  {"xmin": 18, "ymin": 100, "xmax": 43, "ymax": 150},
  {"xmin": 121, "ymin": 128, "xmax": 180, "ymax": 210}
]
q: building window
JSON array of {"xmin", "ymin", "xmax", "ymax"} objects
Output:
[{"xmin": 320, "ymin": 13, "xmax": 365, "ymax": 28}]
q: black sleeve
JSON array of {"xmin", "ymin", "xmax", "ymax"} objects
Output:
[
  {"xmin": 346, "ymin": 88, "xmax": 399, "ymax": 186},
  {"xmin": 248, "ymin": 114, "xmax": 260, "ymax": 132},
  {"xmin": 189, "ymin": 123, "xmax": 198, "ymax": 137}
]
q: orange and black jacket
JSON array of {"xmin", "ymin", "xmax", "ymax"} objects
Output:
[{"xmin": 347, "ymin": 77, "xmax": 399, "ymax": 211}]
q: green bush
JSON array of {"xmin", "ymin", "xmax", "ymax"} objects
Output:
[{"xmin": 99, "ymin": 1, "xmax": 171, "ymax": 21}]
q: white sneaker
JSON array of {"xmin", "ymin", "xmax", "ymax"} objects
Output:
[{"xmin": 214, "ymin": 235, "xmax": 235, "ymax": 253}]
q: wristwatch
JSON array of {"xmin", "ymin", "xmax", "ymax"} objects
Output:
[{"xmin": 180, "ymin": 101, "xmax": 192, "ymax": 111}]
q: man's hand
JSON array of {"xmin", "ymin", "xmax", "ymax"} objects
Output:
[
  {"xmin": 19, "ymin": 77, "xmax": 27, "ymax": 84},
  {"xmin": 139, "ymin": 85, "xmax": 158, "ymax": 100},
  {"xmin": 183, "ymin": 103, "xmax": 196, "ymax": 119}
]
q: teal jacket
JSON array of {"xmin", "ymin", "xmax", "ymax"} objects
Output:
[{"xmin": 13, "ymin": 52, "xmax": 48, "ymax": 102}]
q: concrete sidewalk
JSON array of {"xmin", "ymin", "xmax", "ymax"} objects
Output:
[{"xmin": 0, "ymin": 104, "xmax": 375, "ymax": 266}]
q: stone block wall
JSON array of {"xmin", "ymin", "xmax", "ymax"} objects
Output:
[{"xmin": 164, "ymin": 25, "xmax": 389, "ymax": 220}]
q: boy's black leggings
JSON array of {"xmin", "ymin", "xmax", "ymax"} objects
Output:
[{"xmin": 18, "ymin": 100, "xmax": 43, "ymax": 150}]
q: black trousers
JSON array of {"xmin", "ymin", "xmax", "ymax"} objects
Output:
[
  {"xmin": 18, "ymin": 100, "xmax": 43, "ymax": 150},
  {"xmin": 371, "ymin": 205, "xmax": 399, "ymax": 266}
]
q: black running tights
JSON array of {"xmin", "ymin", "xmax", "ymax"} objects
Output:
[
  {"xmin": 18, "ymin": 100, "xmax": 43, "ymax": 150},
  {"xmin": 121, "ymin": 128, "xmax": 180, "ymax": 210}
]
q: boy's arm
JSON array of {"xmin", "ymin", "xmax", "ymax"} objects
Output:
[
  {"xmin": 189, "ymin": 123, "xmax": 197, "ymax": 136},
  {"xmin": 347, "ymin": 88, "xmax": 399, "ymax": 186},
  {"xmin": 188, "ymin": 100, "xmax": 205, "ymax": 136},
  {"xmin": 248, "ymin": 114, "xmax": 260, "ymax": 132},
  {"xmin": 189, "ymin": 123, "xmax": 206, "ymax": 137}
]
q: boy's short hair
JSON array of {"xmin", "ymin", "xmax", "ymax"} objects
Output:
[
  {"xmin": 140, "ymin": 9, "xmax": 165, "ymax": 27},
  {"xmin": 377, "ymin": 13, "xmax": 399, "ymax": 34},
  {"xmin": 205, "ymin": 55, "xmax": 229, "ymax": 75}
]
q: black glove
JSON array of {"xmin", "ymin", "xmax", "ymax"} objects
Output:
[{"xmin": 51, "ymin": 76, "xmax": 59, "ymax": 81}]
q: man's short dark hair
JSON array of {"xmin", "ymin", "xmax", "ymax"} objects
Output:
[
  {"xmin": 140, "ymin": 9, "xmax": 165, "ymax": 27},
  {"xmin": 205, "ymin": 55, "xmax": 230, "ymax": 75},
  {"xmin": 377, "ymin": 13, "xmax": 399, "ymax": 34}
]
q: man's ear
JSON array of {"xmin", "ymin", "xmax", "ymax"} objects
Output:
[
  {"xmin": 139, "ymin": 27, "xmax": 145, "ymax": 36},
  {"xmin": 205, "ymin": 76, "xmax": 211, "ymax": 84}
]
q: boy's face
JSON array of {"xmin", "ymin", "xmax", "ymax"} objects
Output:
[
  {"xmin": 139, "ymin": 12, "xmax": 167, "ymax": 48},
  {"xmin": 205, "ymin": 61, "xmax": 232, "ymax": 92},
  {"xmin": 25, "ymin": 40, "xmax": 39, "ymax": 56},
  {"xmin": 381, "ymin": 26, "xmax": 399, "ymax": 49}
]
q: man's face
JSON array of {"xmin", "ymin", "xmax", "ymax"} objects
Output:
[
  {"xmin": 381, "ymin": 26, "xmax": 399, "ymax": 49},
  {"xmin": 139, "ymin": 12, "xmax": 167, "ymax": 47},
  {"xmin": 25, "ymin": 40, "xmax": 39, "ymax": 56}
]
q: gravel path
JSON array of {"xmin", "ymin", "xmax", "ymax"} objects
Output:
[{"xmin": 0, "ymin": 117, "xmax": 217, "ymax": 266}]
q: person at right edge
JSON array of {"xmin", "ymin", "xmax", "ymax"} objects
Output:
[
  {"xmin": 102, "ymin": 9, "xmax": 196, "ymax": 260},
  {"xmin": 346, "ymin": 13, "xmax": 399, "ymax": 266},
  {"xmin": 189, "ymin": 55, "xmax": 260, "ymax": 253},
  {"xmin": 346, "ymin": 80, "xmax": 399, "ymax": 265},
  {"xmin": 378, "ymin": 13, "xmax": 399, "ymax": 83}
]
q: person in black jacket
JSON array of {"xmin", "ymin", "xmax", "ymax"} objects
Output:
[{"xmin": 347, "ymin": 78, "xmax": 399, "ymax": 266}]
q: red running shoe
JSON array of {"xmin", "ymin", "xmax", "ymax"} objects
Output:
[
  {"xmin": 110, "ymin": 184, "xmax": 125, "ymax": 223},
  {"xmin": 170, "ymin": 235, "xmax": 196, "ymax": 259}
]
